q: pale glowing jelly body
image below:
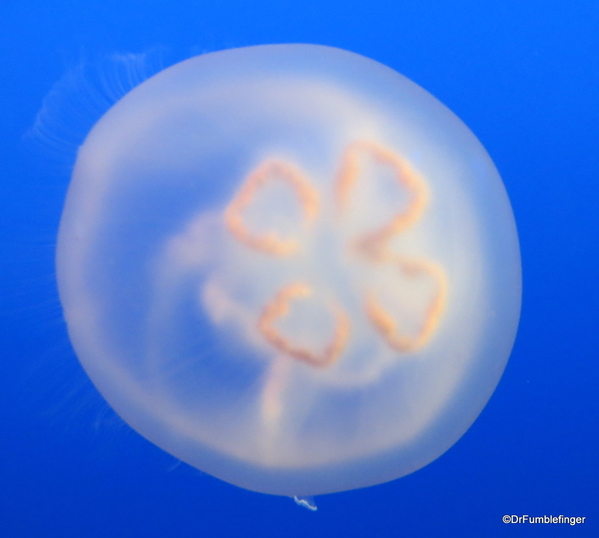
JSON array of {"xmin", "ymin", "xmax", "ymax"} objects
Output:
[{"xmin": 57, "ymin": 44, "xmax": 521, "ymax": 496}]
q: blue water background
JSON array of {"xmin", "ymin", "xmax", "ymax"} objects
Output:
[{"xmin": 1, "ymin": 1, "xmax": 597, "ymax": 536}]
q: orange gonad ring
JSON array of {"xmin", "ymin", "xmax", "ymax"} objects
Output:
[
  {"xmin": 336, "ymin": 140, "xmax": 429, "ymax": 260},
  {"xmin": 224, "ymin": 159, "xmax": 320, "ymax": 257},
  {"xmin": 257, "ymin": 283, "xmax": 351, "ymax": 368}
]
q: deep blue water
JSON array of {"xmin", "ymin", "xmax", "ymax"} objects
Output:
[{"xmin": 1, "ymin": 1, "xmax": 598, "ymax": 536}]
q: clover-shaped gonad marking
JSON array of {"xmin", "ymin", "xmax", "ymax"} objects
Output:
[{"xmin": 224, "ymin": 141, "xmax": 447, "ymax": 368}]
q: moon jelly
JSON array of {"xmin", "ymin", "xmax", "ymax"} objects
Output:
[{"xmin": 56, "ymin": 44, "xmax": 521, "ymax": 497}]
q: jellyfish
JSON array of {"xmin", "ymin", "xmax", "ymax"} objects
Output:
[{"xmin": 56, "ymin": 44, "xmax": 521, "ymax": 498}]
